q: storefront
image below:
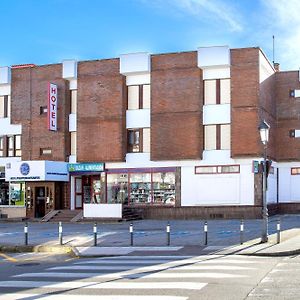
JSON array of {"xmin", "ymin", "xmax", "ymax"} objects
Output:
[
  {"xmin": 69, "ymin": 163, "xmax": 178, "ymax": 218},
  {"xmin": 6, "ymin": 161, "xmax": 69, "ymax": 218}
]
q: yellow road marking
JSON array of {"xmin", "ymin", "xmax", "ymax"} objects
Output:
[{"xmin": 0, "ymin": 252, "xmax": 18, "ymax": 263}]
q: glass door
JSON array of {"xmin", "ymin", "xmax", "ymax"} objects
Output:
[{"xmin": 75, "ymin": 177, "xmax": 83, "ymax": 208}]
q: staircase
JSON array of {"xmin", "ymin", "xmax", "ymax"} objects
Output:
[
  {"xmin": 122, "ymin": 206, "xmax": 143, "ymax": 221},
  {"xmin": 43, "ymin": 209, "xmax": 83, "ymax": 223}
]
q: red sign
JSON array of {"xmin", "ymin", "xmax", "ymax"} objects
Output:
[{"xmin": 48, "ymin": 83, "xmax": 58, "ymax": 131}]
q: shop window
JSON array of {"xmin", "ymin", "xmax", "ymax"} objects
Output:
[
  {"xmin": 127, "ymin": 128, "xmax": 150, "ymax": 153},
  {"xmin": 127, "ymin": 84, "xmax": 151, "ymax": 110},
  {"xmin": 152, "ymin": 172, "xmax": 176, "ymax": 205},
  {"xmin": 0, "ymin": 95, "xmax": 9, "ymax": 118},
  {"xmin": 0, "ymin": 181, "xmax": 9, "ymax": 205},
  {"xmin": 75, "ymin": 178, "xmax": 82, "ymax": 208},
  {"xmin": 0, "ymin": 182, "xmax": 25, "ymax": 206},
  {"xmin": 204, "ymin": 124, "xmax": 230, "ymax": 150},
  {"xmin": 204, "ymin": 79, "xmax": 230, "ymax": 105},
  {"xmin": 0, "ymin": 136, "xmax": 4, "ymax": 157},
  {"xmin": 107, "ymin": 173, "xmax": 128, "ymax": 204},
  {"xmin": 130, "ymin": 173, "xmax": 152, "ymax": 204},
  {"xmin": 71, "ymin": 90, "xmax": 77, "ymax": 114},
  {"xmin": 195, "ymin": 165, "xmax": 240, "ymax": 174}
]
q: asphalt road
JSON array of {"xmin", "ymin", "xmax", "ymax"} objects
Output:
[{"xmin": 0, "ymin": 252, "xmax": 299, "ymax": 299}]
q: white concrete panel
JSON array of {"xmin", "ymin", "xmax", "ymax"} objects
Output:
[
  {"xmin": 70, "ymin": 176, "xmax": 75, "ymax": 210},
  {"xmin": 259, "ymin": 51, "xmax": 274, "ymax": 83},
  {"xmin": 290, "ymin": 173, "xmax": 300, "ymax": 202},
  {"xmin": 0, "ymin": 119, "xmax": 22, "ymax": 135},
  {"xmin": 126, "ymin": 109, "xmax": 150, "ymax": 129},
  {"xmin": 202, "ymin": 150, "xmax": 231, "ymax": 163},
  {"xmin": 267, "ymin": 168, "xmax": 277, "ymax": 204},
  {"xmin": 120, "ymin": 52, "xmax": 150, "ymax": 75},
  {"xmin": 0, "ymin": 157, "xmax": 21, "ymax": 166},
  {"xmin": 84, "ymin": 203, "xmax": 122, "ymax": 218},
  {"xmin": 203, "ymin": 104, "xmax": 231, "ymax": 125},
  {"xmin": 126, "ymin": 74, "xmax": 151, "ymax": 85},
  {"xmin": 68, "ymin": 155, "xmax": 77, "ymax": 163},
  {"xmin": 239, "ymin": 164, "xmax": 254, "ymax": 205},
  {"xmin": 0, "ymin": 84, "xmax": 11, "ymax": 96},
  {"xmin": 278, "ymin": 167, "xmax": 291, "ymax": 202},
  {"xmin": 181, "ymin": 166, "xmax": 240, "ymax": 206},
  {"xmin": 198, "ymin": 46, "xmax": 230, "ymax": 68},
  {"xmin": 0, "ymin": 67, "xmax": 11, "ymax": 84},
  {"xmin": 126, "ymin": 153, "xmax": 151, "ymax": 164},
  {"xmin": 69, "ymin": 79, "xmax": 78, "ymax": 90},
  {"xmin": 202, "ymin": 67, "xmax": 230, "ymax": 80},
  {"xmin": 62, "ymin": 60, "xmax": 77, "ymax": 79},
  {"xmin": 69, "ymin": 113, "xmax": 77, "ymax": 132}
]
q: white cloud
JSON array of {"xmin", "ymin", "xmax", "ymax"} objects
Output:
[
  {"xmin": 140, "ymin": 0, "xmax": 243, "ymax": 32},
  {"xmin": 262, "ymin": 0, "xmax": 300, "ymax": 70}
]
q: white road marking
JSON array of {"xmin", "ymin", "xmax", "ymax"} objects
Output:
[
  {"xmin": 94, "ymin": 256, "xmax": 194, "ymax": 260},
  {"xmin": 0, "ymin": 280, "xmax": 207, "ymax": 290},
  {"xmin": 0, "ymin": 294, "xmax": 188, "ymax": 300}
]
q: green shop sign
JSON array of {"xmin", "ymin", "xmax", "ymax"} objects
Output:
[{"xmin": 68, "ymin": 163, "xmax": 105, "ymax": 172}]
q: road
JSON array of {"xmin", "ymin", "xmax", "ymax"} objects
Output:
[{"xmin": 0, "ymin": 252, "xmax": 299, "ymax": 299}]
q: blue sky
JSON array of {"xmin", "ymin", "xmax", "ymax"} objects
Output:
[{"xmin": 0, "ymin": 0, "xmax": 299, "ymax": 70}]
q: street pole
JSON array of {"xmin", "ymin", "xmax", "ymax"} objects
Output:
[{"xmin": 261, "ymin": 144, "xmax": 268, "ymax": 243}]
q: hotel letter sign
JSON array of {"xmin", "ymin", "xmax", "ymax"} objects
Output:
[{"xmin": 48, "ymin": 83, "xmax": 58, "ymax": 131}]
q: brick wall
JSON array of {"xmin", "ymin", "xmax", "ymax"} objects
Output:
[
  {"xmin": 77, "ymin": 59, "xmax": 126, "ymax": 162},
  {"xmin": 11, "ymin": 64, "xmax": 70, "ymax": 161},
  {"xmin": 276, "ymin": 71, "xmax": 300, "ymax": 161},
  {"xmin": 151, "ymin": 51, "xmax": 203, "ymax": 160}
]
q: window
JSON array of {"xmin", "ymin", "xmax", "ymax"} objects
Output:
[
  {"xmin": 0, "ymin": 95, "xmax": 9, "ymax": 118},
  {"xmin": 291, "ymin": 168, "xmax": 300, "ymax": 175},
  {"xmin": 204, "ymin": 124, "xmax": 230, "ymax": 150},
  {"xmin": 15, "ymin": 135, "xmax": 22, "ymax": 157},
  {"xmin": 107, "ymin": 173, "xmax": 128, "ymax": 204},
  {"xmin": 0, "ymin": 137, "xmax": 4, "ymax": 157},
  {"xmin": 127, "ymin": 84, "xmax": 150, "ymax": 110},
  {"xmin": 70, "ymin": 132, "xmax": 76, "ymax": 155},
  {"xmin": 40, "ymin": 106, "xmax": 48, "ymax": 115},
  {"xmin": 152, "ymin": 172, "xmax": 176, "ymax": 205},
  {"xmin": 40, "ymin": 148, "xmax": 52, "ymax": 156},
  {"xmin": 71, "ymin": 90, "xmax": 77, "ymax": 114},
  {"xmin": 127, "ymin": 128, "xmax": 150, "ymax": 153},
  {"xmin": 204, "ymin": 79, "xmax": 230, "ymax": 105},
  {"xmin": 195, "ymin": 165, "xmax": 240, "ymax": 174},
  {"xmin": 7, "ymin": 136, "xmax": 14, "ymax": 157},
  {"xmin": 0, "ymin": 182, "xmax": 25, "ymax": 206}
]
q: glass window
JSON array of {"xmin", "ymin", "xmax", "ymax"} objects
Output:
[
  {"xmin": 71, "ymin": 90, "xmax": 77, "ymax": 114},
  {"xmin": 204, "ymin": 80, "xmax": 216, "ymax": 105},
  {"xmin": 195, "ymin": 166, "xmax": 217, "ymax": 174},
  {"xmin": 128, "ymin": 85, "xmax": 139, "ymax": 110},
  {"xmin": 143, "ymin": 128, "xmax": 150, "ymax": 153},
  {"xmin": 221, "ymin": 124, "xmax": 230, "ymax": 150},
  {"xmin": 153, "ymin": 172, "xmax": 175, "ymax": 205},
  {"xmin": 221, "ymin": 165, "xmax": 239, "ymax": 173},
  {"xmin": 40, "ymin": 148, "xmax": 52, "ymax": 155},
  {"xmin": 7, "ymin": 136, "xmax": 14, "ymax": 157},
  {"xmin": 15, "ymin": 135, "xmax": 21, "ymax": 157},
  {"xmin": 143, "ymin": 84, "xmax": 151, "ymax": 109},
  {"xmin": 9, "ymin": 182, "xmax": 25, "ymax": 206},
  {"xmin": 204, "ymin": 125, "xmax": 217, "ymax": 150},
  {"xmin": 71, "ymin": 132, "xmax": 76, "ymax": 155},
  {"xmin": 129, "ymin": 173, "xmax": 151, "ymax": 204},
  {"xmin": 91, "ymin": 174, "xmax": 106, "ymax": 204},
  {"xmin": 0, "ymin": 96, "xmax": 8, "ymax": 118},
  {"xmin": 128, "ymin": 129, "xmax": 140, "ymax": 152},
  {"xmin": 0, "ymin": 181, "xmax": 9, "ymax": 205},
  {"xmin": 107, "ymin": 173, "xmax": 128, "ymax": 204},
  {"xmin": 220, "ymin": 79, "xmax": 231, "ymax": 104},
  {"xmin": 291, "ymin": 168, "xmax": 300, "ymax": 175},
  {"xmin": 0, "ymin": 137, "xmax": 4, "ymax": 157}
]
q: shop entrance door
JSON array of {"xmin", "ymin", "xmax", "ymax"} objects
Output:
[{"xmin": 35, "ymin": 187, "xmax": 46, "ymax": 218}]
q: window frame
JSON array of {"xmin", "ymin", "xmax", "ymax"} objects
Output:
[
  {"xmin": 195, "ymin": 164, "xmax": 240, "ymax": 175},
  {"xmin": 0, "ymin": 95, "xmax": 9, "ymax": 118},
  {"xmin": 127, "ymin": 84, "xmax": 150, "ymax": 110}
]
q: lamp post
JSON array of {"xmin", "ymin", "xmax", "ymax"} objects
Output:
[{"xmin": 258, "ymin": 120, "xmax": 270, "ymax": 243}]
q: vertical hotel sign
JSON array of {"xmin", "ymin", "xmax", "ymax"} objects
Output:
[{"xmin": 48, "ymin": 83, "xmax": 58, "ymax": 131}]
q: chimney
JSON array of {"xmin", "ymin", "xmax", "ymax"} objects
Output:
[{"xmin": 273, "ymin": 62, "xmax": 280, "ymax": 72}]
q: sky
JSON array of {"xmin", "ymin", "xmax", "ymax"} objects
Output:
[{"xmin": 0, "ymin": 0, "xmax": 299, "ymax": 70}]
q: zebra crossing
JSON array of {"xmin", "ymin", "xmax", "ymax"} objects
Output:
[{"xmin": 0, "ymin": 254, "xmax": 264, "ymax": 299}]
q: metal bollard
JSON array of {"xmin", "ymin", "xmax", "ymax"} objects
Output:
[
  {"xmin": 204, "ymin": 221, "xmax": 208, "ymax": 245},
  {"xmin": 240, "ymin": 220, "xmax": 244, "ymax": 245},
  {"xmin": 58, "ymin": 221, "xmax": 63, "ymax": 245},
  {"xmin": 277, "ymin": 218, "xmax": 281, "ymax": 244},
  {"xmin": 93, "ymin": 222, "xmax": 97, "ymax": 247},
  {"xmin": 24, "ymin": 222, "xmax": 28, "ymax": 246},
  {"xmin": 166, "ymin": 222, "xmax": 171, "ymax": 246},
  {"xmin": 129, "ymin": 223, "xmax": 133, "ymax": 246}
]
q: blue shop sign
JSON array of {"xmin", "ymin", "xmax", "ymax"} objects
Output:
[{"xmin": 68, "ymin": 163, "xmax": 105, "ymax": 173}]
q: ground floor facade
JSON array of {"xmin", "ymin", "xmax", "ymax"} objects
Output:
[{"xmin": 1, "ymin": 156, "xmax": 300, "ymax": 219}]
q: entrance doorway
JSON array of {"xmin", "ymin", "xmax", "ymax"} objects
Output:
[{"xmin": 35, "ymin": 187, "xmax": 46, "ymax": 218}]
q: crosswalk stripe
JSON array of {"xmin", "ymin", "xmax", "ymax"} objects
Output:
[
  {"xmin": 74, "ymin": 259, "xmax": 185, "ymax": 264},
  {"xmin": 94, "ymin": 256, "xmax": 194, "ymax": 260},
  {"xmin": 13, "ymin": 270, "xmax": 248, "ymax": 279},
  {"xmin": 0, "ymin": 294, "xmax": 188, "ymax": 300},
  {"xmin": 0, "ymin": 280, "xmax": 207, "ymax": 290}
]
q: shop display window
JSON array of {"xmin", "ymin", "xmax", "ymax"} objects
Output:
[
  {"xmin": 129, "ymin": 173, "xmax": 151, "ymax": 204},
  {"xmin": 152, "ymin": 172, "xmax": 176, "ymax": 205},
  {"xmin": 107, "ymin": 174, "xmax": 128, "ymax": 204},
  {"xmin": 1, "ymin": 182, "xmax": 25, "ymax": 206},
  {"xmin": 0, "ymin": 181, "xmax": 9, "ymax": 205}
]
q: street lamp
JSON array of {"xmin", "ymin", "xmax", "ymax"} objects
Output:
[{"xmin": 258, "ymin": 120, "xmax": 270, "ymax": 243}]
